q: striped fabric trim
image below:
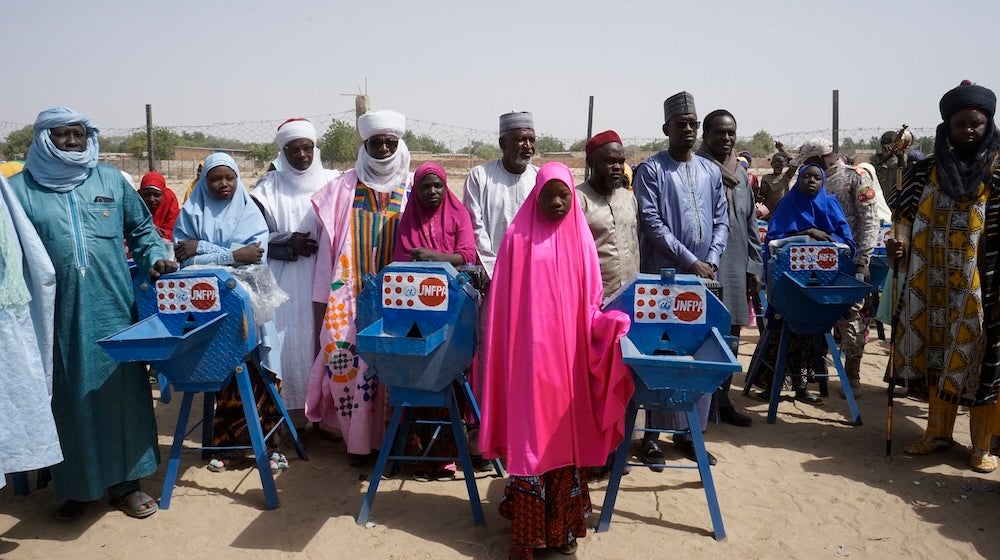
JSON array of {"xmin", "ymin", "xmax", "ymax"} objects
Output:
[{"xmin": 350, "ymin": 182, "xmax": 407, "ymax": 293}]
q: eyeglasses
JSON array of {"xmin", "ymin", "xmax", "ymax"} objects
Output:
[
  {"xmin": 671, "ymin": 120, "xmax": 700, "ymax": 130},
  {"xmin": 367, "ymin": 138, "xmax": 399, "ymax": 149}
]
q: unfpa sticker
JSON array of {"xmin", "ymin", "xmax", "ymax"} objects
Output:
[
  {"xmin": 789, "ymin": 244, "xmax": 840, "ymax": 271},
  {"xmin": 156, "ymin": 276, "xmax": 220, "ymax": 313},
  {"xmin": 634, "ymin": 283, "xmax": 706, "ymax": 324},
  {"xmin": 382, "ymin": 272, "xmax": 449, "ymax": 311}
]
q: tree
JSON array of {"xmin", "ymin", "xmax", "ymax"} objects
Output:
[
  {"xmin": 535, "ymin": 134, "xmax": 565, "ymax": 153},
  {"xmin": 0, "ymin": 125, "xmax": 34, "ymax": 160},
  {"xmin": 733, "ymin": 129, "xmax": 775, "ymax": 159},
  {"xmin": 248, "ymin": 142, "xmax": 278, "ymax": 164},
  {"xmin": 319, "ymin": 119, "xmax": 358, "ymax": 164},
  {"xmin": 402, "ymin": 131, "xmax": 447, "ymax": 153},
  {"xmin": 121, "ymin": 127, "xmax": 180, "ymax": 159},
  {"xmin": 568, "ymin": 138, "xmax": 587, "ymax": 151},
  {"xmin": 461, "ymin": 140, "xmax": 500, "ymax": 160}
]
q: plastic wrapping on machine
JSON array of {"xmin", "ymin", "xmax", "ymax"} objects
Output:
[{"xmin": 184, "ymin": 264, "xmax": 288, "ymax": 324}]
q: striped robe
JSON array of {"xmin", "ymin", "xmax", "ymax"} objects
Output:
[{"xmin": 308, "ymin": 170, "xmax": 410, "ymax": 454}]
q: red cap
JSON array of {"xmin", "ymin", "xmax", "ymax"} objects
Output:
[{"xmin": 585, "ymin": 130, "xmax": 622, "ymax": 156}]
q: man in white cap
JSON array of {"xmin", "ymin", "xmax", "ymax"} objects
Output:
[
  {"xmin": 462, "ymin": 111, "xmax": 538, "ymax": 280},
  {"xmin": 797, "ymin": 137, "xmax": 878, "ymax": 398},
  {"xmin": 634, "ymin": 91, "xmax": 729, "ymax": 468},
  {"xmin": 252, "ymin": 118, "xmax": 341, "ymax": 429},
  {"xmin": 309, "ymin": 110, "xmax": 411, "ymax": 466}
]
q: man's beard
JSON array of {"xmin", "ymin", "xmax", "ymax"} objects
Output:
[{"xmin": 513, "ymin": 154, "xmax": 533, "ymax": 167}]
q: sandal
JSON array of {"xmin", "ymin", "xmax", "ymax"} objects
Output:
[
  {"xmin": 556, "ymin": 540, "xmax": 578, "ymax": 555},
  {"xmin": 110, "ymin": 490, "xmax": 158, "ymax": 519},
  {"xmin": 208, "ymin": 449, "xmax": 247, "ymax": 472},
  {"xmin": 55, "ymin": 500, "xmax": 89, "ymax": 523},
  {"xmin": 269, "ymin": 451, "xmax": 289, "ymax": 474},
  {"xmin": 795, "ymin": 390, "xmax": 824, "ymax": 406},
  {"xmin": 903, "ymin": 437, "xmax": 954, "ymax": 456},
  {"xmin": 970, "ymin": 448, "xmax": 999, "ymax": 473}
]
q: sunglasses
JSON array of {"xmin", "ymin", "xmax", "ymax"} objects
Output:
[
  {"xmin": 670, "ymin": 120, "xmax": 701, "ymax": 130},
  {"xmin": 367, "ymin": 138, "xmax": 399, "ymax": 149}
]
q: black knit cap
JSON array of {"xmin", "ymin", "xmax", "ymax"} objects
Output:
[{"xmin": 939, "ymin": 80, "xmax": 996, "ymax": 121}]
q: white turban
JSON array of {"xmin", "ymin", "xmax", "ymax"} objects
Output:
[
  {"xmin": 273, "ymin": 117, "xmax": 333, "ymax": 192},
  {"xmin": 357, "ymin": 110, "xmax": 406, "ymax": 141},
  {"xmin": 276, "ymin": 118, "xmax": 317, "ymax": 148}
]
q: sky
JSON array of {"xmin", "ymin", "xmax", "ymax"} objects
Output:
[{"xmin": 4, "ymin": 0, "xmax": 1000, "ymax": 145}]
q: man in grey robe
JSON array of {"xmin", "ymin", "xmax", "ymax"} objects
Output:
[{"xmin": 696, "ymin": 109, "xmax": 763, "ymax": 427}]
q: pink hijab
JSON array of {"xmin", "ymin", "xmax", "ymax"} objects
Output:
[
  {"xmin": 392, "ymin": 162, "xmax": 476, "ymax": 264},
  {"xmin": 478, "ymin": 162, "xmax": 634, "ymax": 476}
]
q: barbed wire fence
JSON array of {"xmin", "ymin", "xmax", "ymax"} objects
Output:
[{"xmin": 0, "ymin": 111, "xmax": 938, "ymax": 183}]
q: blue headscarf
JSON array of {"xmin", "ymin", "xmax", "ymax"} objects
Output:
[
  {"xmin": 24, "ymin": 107, "xmax": 100, "ymax": 192},
  {"xmin": 766, "ymin": 164, "xmax": 855, "ymax": 258},
  {"xmin": 174, "ymin": 153, "xmax": 268, "ymax": 259}
]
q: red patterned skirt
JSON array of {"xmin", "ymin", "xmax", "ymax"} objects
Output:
[{"xmin": 498, "ymin": 465, "xmax": 590, "ymax": 550}]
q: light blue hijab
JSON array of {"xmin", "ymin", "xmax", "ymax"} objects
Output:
[
  {"xmin": 24, "ymin": 107, "xmax": 100, "ymax": 192},
  {"xmin": 174, "ymin": 152, "xmax": 268, "ymax": 257}
]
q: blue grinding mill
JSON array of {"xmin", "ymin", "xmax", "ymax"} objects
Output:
[
  {"xmin": 97, "ymin": 268, "xmax": 307, "ymax": 510},
  {"xmin": 597, "ymin": 269, "xmax": 742, "ymax": 541},
  {"xmin": 743, "ymin": 238, "xmax": 872, "ymax": 425},
  {"xmin": 354, "ymin": 262, "xmax": 499, "ymax": 527}
]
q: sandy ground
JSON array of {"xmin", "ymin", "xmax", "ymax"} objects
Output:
[{"xmin": 3, "ymin": 325, "xmax": 1000, "ymax": 560}]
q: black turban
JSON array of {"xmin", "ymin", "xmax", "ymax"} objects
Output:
[{"xmin": 939, "ymin": 81, "xmax": 996, "ymax": 121}]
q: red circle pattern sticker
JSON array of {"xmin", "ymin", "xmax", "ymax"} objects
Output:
[
  {"xmin": 156, "ymin": 276, "xmax": 220, "ymax": 313},
  {"xmin": 632, "ymin": 283, "xmax": 706, "ymax": 324},
  {"xmin": 789, "ymin": 245, "xmax": 839, "ymax": 271},
  {"xmin": 381, "ymin": 272, "xmax": 449, "ymax": 311}
]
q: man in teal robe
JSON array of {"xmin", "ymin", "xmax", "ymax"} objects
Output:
[{"xmin": 9, "ymin": 107, "xmax": 177, "ymax": 521}]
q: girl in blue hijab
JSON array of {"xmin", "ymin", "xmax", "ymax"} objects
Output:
[
  {"xmin": 765, "ymin": 163, "xmax": 856, "ymax": 258},
  {"xmin": 172, "ymin": 152, "xmax": 287, "ymax": 472},
  {"xmin": 173, "ymin": 152, "xmax": 268, "ymax": 266},
  {"xmin": 755, "ymin": 164, "xmax": 856, "ymax": 406}
]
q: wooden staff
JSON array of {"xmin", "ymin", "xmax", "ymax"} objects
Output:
[
  {"xmin": 886, "ymin": 218, "xmax": 900, "ymax": 456},
  {"xmin": 886, "ymin": 125, "xmax": 912, "ymax": 457}
]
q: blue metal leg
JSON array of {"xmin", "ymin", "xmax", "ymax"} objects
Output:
[
  {"xmin": 11, "ymin": 472, "xmax": 30, "ymax": 496},
  {"xmin": 461, "ymin": 376, "xmax": 506, "ymax": 478},
  {"xmin": 358, "ymin": 404, "xmax": 406, "ymax": 525},
  {"xmin": 259, "ymin": 370, "xmax": 308, "ymax": 461},
  {"xmin": 389, "ymin": 407, "xmax": 414, "ymax": 477},
  {"xmin": 687, "ymin": 410, "xmax": 726, "ymax": 541},
  {"xmin": 446, "ymin": 386, "xmax": 485, "ymax": 526},
  {"xmin": 157, "ymin": 372, "xmax": 172, "ymax": 404},
  {"xmin": 160, "ymin": 391, "xmax": 195, "ymax": 509},
  {"xmin": 826, "ymin": 332, "xmax": 862, "ymax": 426},
  {"xmin": 234, "ymin": 364, "xmax": 279, "ymax": 510},
  {"xmin": 596, "ymin": 399, "xmax": 640, "ymax": 532},
  {"xmin": 768, "ymin": 324, "xmax": 791, "ymax": 424}
]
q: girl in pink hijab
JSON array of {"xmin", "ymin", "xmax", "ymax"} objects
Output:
[
  {"xmin": 479, "ymin": 162, "xmax": 633, "ymax": 560},
  {"xmin": 393, "ymin": 162, "xmax": 476, "ymax": 265},
  {"xmin": 392, "ymin": 162, "xmax": 476, "ymax": 480}
]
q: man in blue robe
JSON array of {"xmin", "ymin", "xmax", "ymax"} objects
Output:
[
  {"xmin": 633, "ymin": 92, "xmax": 729, "ymax": 468},
  {"xmin": 8, "ymin": 107, "xmax": 177, "ymax": 522}
]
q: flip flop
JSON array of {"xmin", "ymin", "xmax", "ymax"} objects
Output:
[
  {"xmin": 208, "ymin": 449, "xmax": 247, "ymax": 472},
  {"xmin": 556, "ymin": 540, "xmax": 578, "ymax": 555},
  {"xmin": 55, "ymin": 500, "xmax": 89, "ymax": 523},
  {"xmin": 269, "ymin": 451, "xmax": 289, "ymax": 474},
  {"xmin": 110, "ymin": 490, "xmax": 158, "ymax": 519}
]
